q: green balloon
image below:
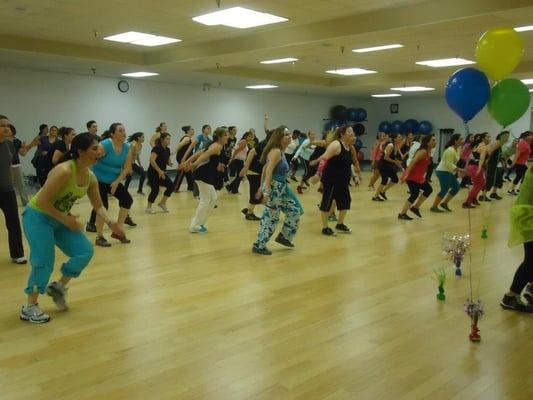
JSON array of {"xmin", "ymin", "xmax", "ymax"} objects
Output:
[{"xmin": 488, "ymin": 79, "xmax": 531, "ymax": 127}]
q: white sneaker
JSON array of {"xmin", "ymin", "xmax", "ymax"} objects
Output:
[
  {"xmin": 158, "ymin": 203, "xmax": 169, "ymax": 213},
  {"xmin": 20, "ymin": 304, "xmax": 50, "ymax": 323},
  {"xmin": 46, "ymin": 281, "xmax": 69, "ymax": 311},
  {"xmin": 12, "ymin": 257, "xmax": 28, "ymax": 265},
  {"xmin": 145, "ymin": 207, "xmax": 156, "ymax": 214}
]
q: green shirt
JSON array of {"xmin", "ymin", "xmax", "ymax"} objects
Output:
[
  {"xmin": 436, "ymin": 147, "xmax": 459, "ymax": 173},
  {"xmin": 509, "ymin": 168, "xmax": 533, "ymax": 247},
  {"xmin": 29, "ymin": 160, "xmax": 92, "ymax": 214}
]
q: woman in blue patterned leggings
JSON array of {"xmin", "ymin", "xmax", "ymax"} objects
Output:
[{"xmin": 253, "ymin": 127, "xmax": 303, "ymax": 255}]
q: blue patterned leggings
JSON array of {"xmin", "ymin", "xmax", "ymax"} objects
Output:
[{"xmin": 254, "ymin": 181, "xmax": 300, "ymax": 249}]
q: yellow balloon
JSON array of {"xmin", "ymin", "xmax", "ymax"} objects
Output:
[{"xmin": 475, "ymin": 27, "xmax": 524, "ymax": 81}]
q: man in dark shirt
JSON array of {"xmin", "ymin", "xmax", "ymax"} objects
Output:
[{"xmin": 0, "ymin": 115, "xmax": 26, "ymax": 264}]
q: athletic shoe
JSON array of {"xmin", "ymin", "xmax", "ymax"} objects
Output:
[
  {"xmin": 111, "ymin": 232, "xmax": 131, "ymax": 244},
  {"xmin": 440, "ymin": 203, "xmax": 452, "ymax": 212},
  {"xmin": 290, "ymin": 176, "xmax": 297, "ymax": 182},
  {"xmin": 275, "ymin": 234, "xmax": 295, "ymax": 248},
  {"xmin": 124, "ymin": 216, "xmax": 137, "ymax": 227},
  {"xmin": 500, "ymin": 295, "xmax": 533, "ymax": 313},
  {"xmin": 95, "ymin": 236, "xmax": 111, "ymax": 247},
  {"xmin": 252, "ymin": 245, "xmax": 272, "ymax": 255},
  {"xmin": 158, "ymin": 203, "xmax": 169, "ymax": 213},
  {"xmin": 322, "ymin": 227, "xmax": 336, "ymax": 236},
  {"xmin": 372, "ymin": 196, "xmax": 384, "ymax": 202},
  {"xmin": 430, "ymin": 207, "xmax": 444, "ymax": 213},
  {"xmin": 303, "ymin": 180, "xmax": 310, "ymax": 187},
  {"xmin": 398, "ymin": 213, "xmax": 413, "ymax": 220},
  {"xmin": 245, "ymin": 213, "xmax": 261, "ymax": 221},
  {"xmin": 12, "ymin": 257, "xmax": 28, "ymax": 264},
  {"xmin": 46, "ymin": 281, "xmax": 68, "ymax": 311},
  {"xmin": 145, "ymin": 207, "xmax": 156, "ymax": 214},
  {"xmin": 508, "ymin": 190, "xmax": 518, "ymax": 196},
  {"xmin": 462, "ymin": 202, "xmax": 475, "ymax": 209},
  {"xmin": 137, "ymin": 191, "xmax": 145, "ymax": 196},
  {"xmin": 335, "ymin": 224, "xmax": 352, "ymax": 233},
  {"xmin": 20, "ymin": 304, "xmax": 50, "ymax": 323},
  {"xmin": 504, "ymin": 176, "xmax": 512, "ymax": 182},
  {"xmin": 472, "ymin": 200, "xmax": 481, "ymax": 206},
  {"xmin": 189, "ymin": 225, "xmax": 208, "ymax": 233},
  {"xmin": 410, "ymin": 207, "xmax": 422, "ymax": 218},
  {"xmin": 328, "ymin": 214, "xmax": 338, "ymax": 222},
  {"xmin": 489, "ymin": 193, "xmax": 502, "ymax": 200},
  {"xmin": 241, "ymin": 208, "xmax": 248, "ymax": 215},
  {"xmin": 85, "ymin": 222, "xmax": 97, "ymax": 233},
  {"xmin": 297, "ymin": 186, "xmax": 303, "ymax": 194},
  {"xmin": 379, "ymin": 192, "xmax": 388, "ymax": 200},
  {"xmin": 523, "ymin": 284, "xmax": 533, "ymax": 305},
  {"xmin": 478, "ymin": 195, "xmax": 491, "ymax": 202}
]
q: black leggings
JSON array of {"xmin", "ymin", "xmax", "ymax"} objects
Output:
[
  {"xmin": 173, "ymin": 169, "xmax": 194, "ymax": 192},
  {"xmin": 486, "ymin": 166, "xmax": 503, "ymax": 191},
  {"xmin": 247, "ymin": 174, "xmax": 262, "ymax": 205},
  {"xmin": 513, "ymin": 164, "xmax": 527, "ymax": 185},
  {"xmin": 406, "ymin": 180, "xmax": 433, "ymax": 204},
  {"xmin": 124, "ymin": 164, "xmax": 146, "ymax": 192},
  {"xmin": 89, "ymin": 181, "xmax": 133, "ymax": 223},
  {"xmin": 147, "ymin": 171, "xmax": 173, "ymax": 203},
  {"xmin": 320, "ymin": 181, "xmax": 351, "ymax": 211},
  {"xmin": 379, "ymin": 166, "xmax": 399, "ymax": 185},
  {"xmin": 0, "ymin": 190, "xmax": 24, "ymax": 258},
  {"xmin": 510, "ymin": 242, "xmax": 533, "ymax": 294},
  {"xmin": 227, "ymin": 159, "xmax": 245, "ymax": 193}
]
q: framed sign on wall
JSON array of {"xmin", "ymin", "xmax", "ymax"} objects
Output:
[{"xmin": 390, "ymin": 103, "xmax": 399, "ymax": 114}]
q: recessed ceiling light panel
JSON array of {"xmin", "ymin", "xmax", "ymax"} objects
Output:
[
  {"xmin": 193, "ymin": 7, "xmax": 288, "ymax": 29},
  {"xmin": 246, "ymin": 85, "xmax": 278, "ymax": 89},
  {"xmin": 352, "ymin": 44, "xmax": 403, "ymax": 53},
  {"xmin": 521, "ymin": 79, "xmax": 533, "ymax": 85},
  {"xmin": 326, "ymin": 68, "xmax": 377, "ymax": 76},
  {"xmin": 390, "ymin": 86, "xmax": 435, "ymax": 92},
  {"xmin": 415, "ymin": 58, "xmax": 475, "ymax": 68},
  {"xmin": 104, "ymin": 31, "xmax": 181, "ymax": 47},
  {"xmin": 122, "ymin": 72, "xmax": 159, "ymax": 78},
  {"xmin": 260, "ymin": 58, "xmax": 299, "ymax": 64},
  {"xmin": 371, "ymin": 94, "xmax": 402, "ymax": 98},
  {"xmin": 514, "ymin": 25, "xmax": 533, "ymax": 32}
]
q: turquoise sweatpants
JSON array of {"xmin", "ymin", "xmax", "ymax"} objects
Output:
[
  {"xmin": 435, "ymin": 170, "xmax": 460, "ymax": 198},
  {"xmin": 22, "ymin": 207, "xmax": 94, "ymax": 294}
]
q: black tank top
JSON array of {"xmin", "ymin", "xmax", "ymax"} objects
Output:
[
  {"xmin": 469, "ymin": 149, "xmax": 481, "ymax": 165},
  {"xmin": 310, "ymin": 145, "xmax": 326, "ymax": 161},
  {"xmin": 176, "ymin": 136, "xmax": 190, "ymax": 163},
  {"xmin": 380, "ymin": 142, "xmax": 400, "ymax": 168},
  {"xmin": 194, "ymin": 148, "xmax": 221, "ymax": 185},
  {"xmin": 322, "ymin": 140, "xmax": 352, "ymax": 185}
]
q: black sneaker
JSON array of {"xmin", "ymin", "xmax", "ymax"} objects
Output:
[
  {"xmin": 85, "ymin": 222, "xmax": 97, "ymax": 233},
  {"xmin": 489, "ymin": 193, "xmax": 502, "ymax": 200},
  {"xmin": 398, "ymin": 213, "xmax": 413, "ymax": 220},
  {"xmin": 252, "ymin": 245, "xmax": 272, "ymax": 255},
  {"xmin": 478, "ymin": 195, "xmax": 491, "ymax": 202},
  {"xmin": 440, "ymin": 203, "xmax": 452, "ymax": 212},
  {"xmin": 508, "ymin": 189, "xmax": 518, "ymax": 196},
  {"xmin": 322, "ymin": 227, "xmax": 336, "ymax": 236},
  {"xmin": 245, "ymin": 213, "xmax": 261, "ymax": 221},
  {"xmin": 410, "ymin": 207, "xmax": 422, "ymax": 218},
  {"xmin": 379, "ymin": 192, "xmax": 388, "ymax": 200},
  {"xmin": 241, "ymin": 208, "xmax": 248, "ymax": 215},
  {"xmin": 462, "ymin": 202, "xmax": 475, "ymax": 209},
  {"xmin": 500, "ymin": 295, "xmax": 533, "ymax": 313},
  {"xmin": 275, "ymin": 234, "xmax": 294, "ymax": 248},
  {"xmin": 524, "ymin": 285, "xmax": 533, "ymax": 305},
  {"xmin": 372, "ymin": 196, "xmax": 384, "ymax": 202},
  {"xmin": 430, "ymin": 206, "xmax": 444, "ymax": 213},
  {"xmin": 95, "ymin": 236, "xmax": 111, "ymax": 247},
  {"xmin": 124, "ymin": 215, "xmax": 137, "ymax": 227},
  {"xmin": 335, "ymin": 224, "xmax": 352, "ymax": 233}
]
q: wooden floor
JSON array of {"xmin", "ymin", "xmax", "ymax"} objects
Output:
[{"xmin": 0, "ymin": 172, "xmax": 531, "ymax": 400}]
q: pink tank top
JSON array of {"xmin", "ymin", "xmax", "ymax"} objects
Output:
[{"xmin": 408, "ymin": 154, "xmax": 430, "ymax": 184}]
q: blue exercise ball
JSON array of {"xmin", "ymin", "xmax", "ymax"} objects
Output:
[
  {"xmin": 418, "ymin": 120, "xmax": 433, "ymax": 134},
  {"xmin": 354, "ymin": 108, "xmax": 367, "ymax": 122},
  {"xmin": 391, "ymin": 120, "xmax": 403, "ymax": 133},
  {"xmin": 346, "ymin": 107, "xmax": 358, "ymax": 121},
  {"xmin": 353, "ymin": 123, "xmax": 365, "ymax": 136},
  {"xmin": 330, "ymin": 105, "xmax": 347, "ymax": 120},
  {"xmin": 402, "ymin": 119, "xmax": 419, "ymax": 134},
  {"xmin": 378, "ymin": 121, "xmax": 391, "ymax": 133}
]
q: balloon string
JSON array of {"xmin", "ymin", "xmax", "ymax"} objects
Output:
[{"xmin": 468, "ymin": 207, "xmax": 473, "ymax": 301}]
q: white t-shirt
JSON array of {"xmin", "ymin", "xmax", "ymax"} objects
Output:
[
  {"xmin": 285, "ymin": 138, "xmax": 299, "ymax": 155},
  {"xmin": 407, "ymin": 142, "xmax": 420, "ymax": 166}
]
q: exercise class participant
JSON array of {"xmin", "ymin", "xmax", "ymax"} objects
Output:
[{"xmin": 145, "ymin": 132, "xmax": 174, "ymax": 214}]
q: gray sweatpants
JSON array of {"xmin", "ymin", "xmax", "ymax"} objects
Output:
[{"xmin": 11, "ymin": 166, "xmax": 29, "ymax": 206}]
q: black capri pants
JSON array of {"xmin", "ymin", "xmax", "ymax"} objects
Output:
[
  {"xmin": 320, "ymin": 180, "xmax": 351, "ymax": 212},
  {"xmin": 247, "ymin": 174, "xmax": 262, "ymax": 205},
  {"xmin": 98, "ymin": 181, "xmax": 133, "ymax": 210},
  {"xmin": 147, "ymin": 170, "xmax": 173, "ymax": 203},
  {"xmin": 513, "ymin": 164, "xmax": 528, "ymax": 185},
  {"xmin": 406, "ymin": 180, "xmax": 433, "ymax": 204},
  {"xmin": 486, "ymin": 165, "xmax": 504, "ymax": 191},
  {"xmin": 379, "ymin": 165, "xmax": 399, "ymax": 185}
]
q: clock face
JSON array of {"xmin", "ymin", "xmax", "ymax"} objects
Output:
[{"xmin": 118, "ymin": 80, "xmax": 129, "ymax": 93}]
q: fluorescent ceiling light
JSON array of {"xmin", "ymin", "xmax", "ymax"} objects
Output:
[
  {"xmin": 104, "ymin": 31, "xmax": 180, "ymax": 47},
  {"xmin": 391, "ymin": 86, "xmax": 435, "ymax": 92},
  {"xmin": 326, "ymin": 68, "xmax": 377, "ymax": 76},
  {"xmin": 193, "ymin": 7, "xmax": 288, "ymax": 29},
  {"xmin": 416, "ymin": 58, "xmax": 475, "ymax": 68},
  {"xmin": 521, "ymin": 79, "xmax": 533, "ymax": 85},
  {"xmin": 122, "ymin": 72, "xmax": 159, "ymax": 78},
  {"xmin": 529, "ymin": 89, "xmax": 533, "ymax": 92},
  {"xmin": 353, "ymin": 44, "xmax": 403, "ymax": 53},
  {"xmin": 371, "ymin": 94, "xmax": 402, "ymax": 98},
  {"xmin": 246, "ymin": 85, "xmax": 278, "ymax": 89},
  {"xmin": 260, "ymin": 57, "xmax": 299, "ymax": 64},
  {"xmin": 514, "ymin": 25, "xmax": 533, "ymax": 32}
]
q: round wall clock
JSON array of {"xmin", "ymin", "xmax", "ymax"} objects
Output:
[{"xmin": 118, "ymin": 80, "xmax": 129, "ymax": 93}]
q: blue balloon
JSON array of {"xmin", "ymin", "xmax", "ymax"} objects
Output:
[
  {"xmin": 346, "ymin": 107, "xmax": 358, "ymax": 121},
  {"xmin": 402, "ymin": 119, "xmax": 419, "ymax": 134},
  {"xmin": 445, "ymin": 67, "xmax": 490, "ymax": 122},
  {"xmin": 354, "ymin": 108, "xmax": 367, "ymax": 122},
  {"xmin": 391, "ymin": 120, "xmax": 403, "ymax": 133},
  {"xmin": 378, "ymin": 121, "xmax": 391, "ymax": 133},
  {"xmin": 418, "ymin": 120, "xmax": 433, "ymax": 134}
]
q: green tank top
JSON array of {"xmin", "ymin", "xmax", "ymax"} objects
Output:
[
  {"xmin": 29, "ymin": 160, "xmax": 91, "ymax": 214},
  {"xmin": 509, "ymin": 168, "xmax": 533, "ymax": 247}
]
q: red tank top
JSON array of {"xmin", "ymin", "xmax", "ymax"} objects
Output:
[{"xmin": 407, "ymin": 153, "xmax": 430, "ymax": 184}]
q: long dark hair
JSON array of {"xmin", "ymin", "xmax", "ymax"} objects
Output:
[
  {"xmin": 128, "ymin": 132, "xmax": 144, "ymax": 143},
  {"xmin": 419, "ymin": 134, "xmax": 434, "ymax": 151},
  {"xmin": 239, "ymin": 131, "xmax": 252, "ymax": 141},
  {"xmin": 58, "ymin": 127, "xmax": 75, "ymax": 140},
  {"xmin": 496, "ymin": 131, "xmax": 510, "ymax": 141},
  {"xmin": 519, "ymin": 131, "xmax": 532, "ymax": 139},
  {"xmin": 445, "ymin": 133, "xmax": 462, "ymax": 149},
  {"xmin": 108, "ymin": 123, "xmax": 123, "ymax": 138},
  {"xmin": 155, "ymin": 132, "xmax": 171, "ymax": 147},
  {"xmin": 59, "ymin": 133, "xmax": 97, "ymax": 163},
  {"xmin": 260, "ymin": 126, "xmax": 288, "ymax": 164},
  {"xmin": 472, "ymin": 132, "xmax": 488, "ymax": 147},
  {"xmin": 465, "ymin": 133, "xmax": 474, "ymax": 144},
  {"xmin": 181, "ymin": 125, "xmax": 192, "ymax": 134},
  {"xmin": 335, "ymin": 125, "xmax": 353, "ymax": 140},
  {"xmin": 156, "ymin": 122, "xmax": 166, "ymax": 133}
]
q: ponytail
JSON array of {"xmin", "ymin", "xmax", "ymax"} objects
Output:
[{"xmin": 58, "ymin": 132, "xmax": 97, "ymax": 164}]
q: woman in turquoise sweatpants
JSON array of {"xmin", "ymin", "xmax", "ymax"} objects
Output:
[
  {"xmin": 253, "ymin": 127, "xmax": 303, "ymax": 255},
  {"xmin": 20, "ymin": 133, "xmax": 124, "ymax": 324}
]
